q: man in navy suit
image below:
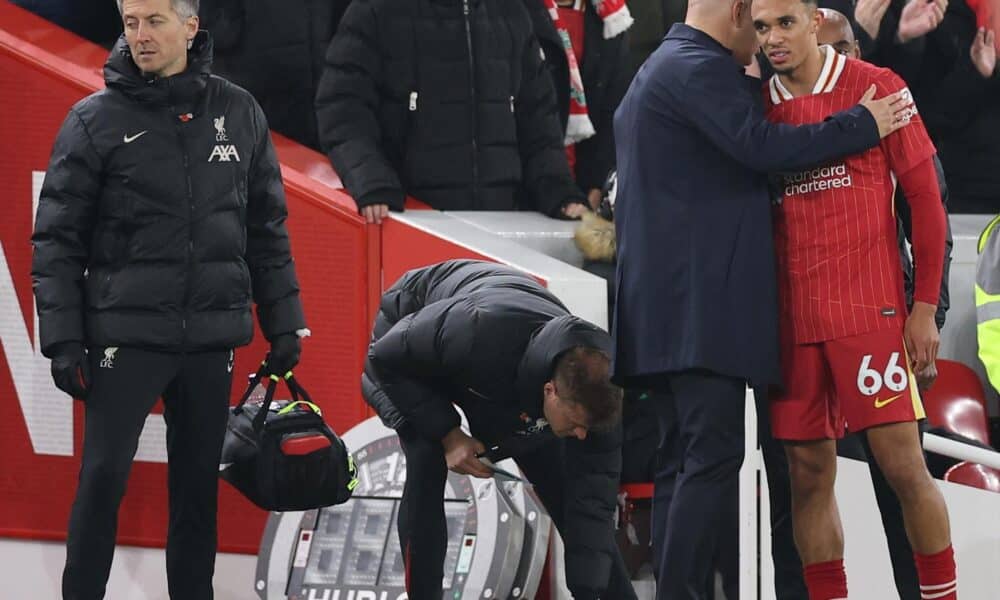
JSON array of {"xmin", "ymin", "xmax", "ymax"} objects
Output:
[{"xmin": 611, "ymin": 0, "xmax": 912, "ymax": 597}]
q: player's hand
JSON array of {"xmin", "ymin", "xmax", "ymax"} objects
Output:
[
  {"xmin": 904, "ymin": 302, "xmax": 940, "ymax": 375},
  {"xmin": 360, "ymin": 203, "xmax": 389, "ymax": 225},
  {"xmin": 855, "ymin": 0, "xmax": 891, "ymax": 40},
  {"xmin": 858, "ymin": 85, "xmax": 911, "ymax": 139},
  {"xmin": 561, "ymin": 202, "xmax": 590, "ymax": 219},
  {"xmin": 898, "ymin": 0, "xmax": 947, "ymax": 43},
  {"xmin": 915, "ymin": 361, "xmax": 938, "ymax": 391},
  {"xmin": 971, "ymin": 27, "xmax": 997, "ymax": 79},
  {"xmin": 442, "ymin": 427, "xmax": 492, "ymax": 478}
]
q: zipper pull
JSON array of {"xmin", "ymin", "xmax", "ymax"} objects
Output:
[
  {"xmin": 510, "ymin": 95, "xmax": 515, "ymax": 113},
  {"xmin": 409, "ymin": 91, "xmax": 418, "ymax": 112}
]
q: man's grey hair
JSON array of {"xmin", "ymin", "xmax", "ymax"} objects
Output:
[{"xmin": 116, "ymin": 0, "xmax": 199, "ymax": 20}]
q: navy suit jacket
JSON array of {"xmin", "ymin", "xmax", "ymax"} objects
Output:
[{"xmin": 611, "ymin": 24, "xmax": 881, "ymax": 387}]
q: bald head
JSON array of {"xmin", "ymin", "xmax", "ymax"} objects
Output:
[
  {"xmin": 686, "ymin": 0, "xmax": 759, "ymax": 66},
  {"xmin": 817, "ymin": 8, "xmax": 859, "ymax": 58}
]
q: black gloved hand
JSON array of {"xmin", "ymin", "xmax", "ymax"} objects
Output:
[
  {"xmin": 266, "ymin": 333, "xmax": 301, "ymax": 377},
  {"xmin": 50, "ymin": 342, "xmax": 90, "ymax": 400}
]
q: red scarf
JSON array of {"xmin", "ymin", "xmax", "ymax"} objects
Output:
[{"xmin": 543, "ymin": 0, "xmax": 633, "ymax": 145}]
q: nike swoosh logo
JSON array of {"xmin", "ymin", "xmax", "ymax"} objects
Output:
[
  {"xmin": 123, "ymin": 130, "xmax": 148, "ymax": 143},
  {"xmin": 874, "ymin": 394, "xmax": 902, "ymax": 409}
]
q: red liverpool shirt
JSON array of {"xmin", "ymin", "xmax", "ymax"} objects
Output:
[{"xmin": 764, "ymin": 48, "xmax": 936, "ymax": 343}]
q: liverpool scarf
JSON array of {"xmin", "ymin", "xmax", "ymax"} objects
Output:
[{"xmin": 544, "ymin": 0, "xmax": 633, "ymax": 145}]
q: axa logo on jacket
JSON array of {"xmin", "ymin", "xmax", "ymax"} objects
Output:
[{"xmin": 209, "ymin": 114, "xmax": 240, "ymax": 162}]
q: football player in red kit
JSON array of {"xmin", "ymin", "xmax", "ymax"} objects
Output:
[{"xmin": 752, "ymin": 0, "xmax": 955, "ymax": 599}]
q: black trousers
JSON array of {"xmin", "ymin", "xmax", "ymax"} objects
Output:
[
  {"xmin": 647, "ymin": 370, "xmax": 747, "ymax": 600},
  {"xmin": 62, "ymin": 347, "xmax": 233, "ymax": 600},
  {"xmin": 396, "ymin": 398, "xmax": 637, "ymax": 600}
]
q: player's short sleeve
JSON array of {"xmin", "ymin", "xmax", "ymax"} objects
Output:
[{"xmin": 876, "ymin": 69, "xmax": 936, "ymax": 177}]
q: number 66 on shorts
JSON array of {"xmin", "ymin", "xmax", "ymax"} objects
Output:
[{"xmin": 770, "ymin": 329, "xmax": 925, "ymax": 441}]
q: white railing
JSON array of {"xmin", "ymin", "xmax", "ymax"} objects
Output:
[
  {"xmin": 739, "ymin": 389, "xmax": 1000, "ymax": 600},
  {"xmin": 924, "ymin": 433, "xmax": 1000, "ymax": 470}
]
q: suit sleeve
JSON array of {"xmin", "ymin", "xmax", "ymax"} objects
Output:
[
  {"xmin": 516, "ymin": 27, "xmax": 586, "ymax": 216},
  {"xmin": 665, "ymin": 55, "xmax": 881, "ymax": 173},
  {"xmin": 31, "ymin": 109, "xmax": 101, "ymax": 357},
  {"xmin": 246, "ymin": 99, "xmax": 307, "ymax": 339},
  {"xmin": 315, "ymin": 0, "xmax": 405, "ymax": 211}
]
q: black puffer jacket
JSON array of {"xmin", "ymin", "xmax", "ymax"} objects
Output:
[
  {"xmin": 911, "ymin": 0, "xmax": 1000, "ymax": 213},
  {"xmin": 361, "ymin": 259, "xmax": 623, "ymax": 598},
  {"xmin": 31, "ymin": 33, "xmax": 305, "ymax": 357},
  {"xmin": 316, "ymin": 0, "xmax": 583, "ymax": 215}
]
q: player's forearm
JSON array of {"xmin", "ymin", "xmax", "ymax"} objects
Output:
[{"xmin": 898, "ymin": 157, "xmax": 946, "ymax": 307}]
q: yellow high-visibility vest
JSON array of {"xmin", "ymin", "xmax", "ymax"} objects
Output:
[{"xmin": 977, "ymin": 214, "xmax": 1000, "ymax": 394}]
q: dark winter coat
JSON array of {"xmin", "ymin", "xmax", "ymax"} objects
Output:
[
  {"xmin": 315, "ymin": 0, "xmax": 583, "ymax": 215},
  {"xmin": 911, "ymin": 0, "xmax": 1000, "ymax": 213},
  {"xmin": 31, "ymin": 33, "xmax": 306, "ymax": 357},
  {"xmin": 11, "ymin": 0, "xmax": 121, "ymax": 47},
  {"xmin": 522, "ymin": 0, "xmax": 635, "ymax": 192},
  {"xmin": 199, "ymin": 0, "xmax": 343, "ymax": 150},
  {"xmin": 361, "ymin": 259, "xmax": 623, "ymax": 598}
]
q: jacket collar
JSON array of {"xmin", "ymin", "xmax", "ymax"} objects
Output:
[
  {"xmin": 665, "ymin": 23, "xmax": 734, "ymax": 57},
  {"xmin": 104, "ymin": 30, "xmax": 213, "ymax": 111},
  {"xmin": 514, "ymin": 315, "xmax": 614, "ymax": 419}
]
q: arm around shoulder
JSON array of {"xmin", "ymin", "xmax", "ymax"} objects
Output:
[{"xmin": 668, "ymin": 57, "xmax": 880, "ymax": 172}]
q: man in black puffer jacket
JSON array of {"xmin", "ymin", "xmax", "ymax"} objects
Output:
[
  {"xmin": 315, "ymin": 0, "xmax": 588, "ymax": 224},
  {"xmin": 31, "ymin": 1, "xmax": 306, "ymax": 598},
  {"xmin": 362, "ymin": 259, "xmax": 636, "ymax": 600}
]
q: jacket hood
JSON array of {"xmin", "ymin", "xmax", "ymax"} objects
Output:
[
  {"xmin": 104, "ymin": 30, "xmax": 213, "ymax": 109},
  {"xmin": 514, "ymin": 315, "xmax": 613, "ymax": 418}
]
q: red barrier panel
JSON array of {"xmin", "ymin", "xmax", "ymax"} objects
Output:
[{"xmin": 0, "ymin": 3, "xmax": 377, "ymax": 553}]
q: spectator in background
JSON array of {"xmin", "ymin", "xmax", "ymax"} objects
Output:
[
  {"xmin": 11, "ymin": 0, "xmax": 121, "ymax": 47},
  {"xmin": 198, "ymin": 0, "xmax": 345, "ymax": 150},
  {"xmin": 315, "ymin": 0, "xmax": 589, "ymax": 224},
  {"xmin": 849, "ymin": 0, "xmax": 948, "ymax": 80},
  {"xmin": 913, "ymin": 0, "xmax": 1000, "ymax": 213},
  {"xmin": 523, "ymin": 0, "xmax": 636, "ymax": 209},
  {"xmin": 837, "ymin": 0, "xmax": 1000, "ymax": 213}
]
